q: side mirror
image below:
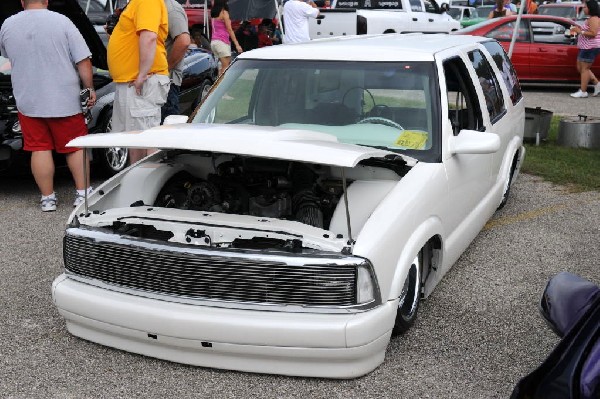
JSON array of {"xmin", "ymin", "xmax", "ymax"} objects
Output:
[
  {"xmin": 540, "ymin": 272, "xmax": 600, "ymax": 338},
  {"xmin": 163, "ymin": 115, "xmax": 189, "ymax": 125},
  {"xmin": 448, "ymin": 129, "xmax": 500, "ymax": 155}
]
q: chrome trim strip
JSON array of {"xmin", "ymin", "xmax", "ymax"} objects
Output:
[{"xmin": 64, "ymin": 273, "xmax": 380, "ymax": 313}]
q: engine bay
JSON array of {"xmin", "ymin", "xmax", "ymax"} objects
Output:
[
  {"xmin": 152, "ymin": 157, "xmax": 346, "ymax": 230},
  {"xmin": 73, "ymin": 151, "xmax": 408, "ymax": 251}
]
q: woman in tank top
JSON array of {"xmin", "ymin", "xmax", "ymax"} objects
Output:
[
  {"xmin": 210, "ymin": 0, "xmax": 243, "ymax": 76},
  {"xmin": 488, "ymin": 0, "xmax": 512, "ymax": 19},
  {"xmin": 569, "ymin": 0, "xmax": 600, "ymax": 98}
]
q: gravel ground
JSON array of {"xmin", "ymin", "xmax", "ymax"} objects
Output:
[
  {"xmin": 0, "ymin": 171, "xmax": 598, "ymax": 399},
  {"xmin": 523, "ymin": 84, "xmax": 600, "ymax": 117}
]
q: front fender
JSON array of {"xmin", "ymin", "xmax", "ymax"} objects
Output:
[
  {"xmin": 89, "ymin": 90, "xmax": 115, "ymax": 131},
  {"xmin": 388, "ymin": 216, "xmax": 443, "ymax": 301},
  {"xmin": 497, "ymin": 135, "xmax": 523, "ymax": 187}
]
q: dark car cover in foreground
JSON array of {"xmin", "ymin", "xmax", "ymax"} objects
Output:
[{"xmin": 511, "ymin": 272, "xmax": 600, "ymax": 399}]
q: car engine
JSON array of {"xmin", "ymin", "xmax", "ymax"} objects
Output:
[{"xmin": 154, "ymin": 157, "xmax": 346, "ymax": 230}]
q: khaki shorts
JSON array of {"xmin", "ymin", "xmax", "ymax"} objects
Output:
[
  {"xmin": 112, "ymin": 74, "xmax": 170, "ymax": 132},
  {"xmin": 211, "ymin": 40, "xmax": 231, "ymax": 59}
]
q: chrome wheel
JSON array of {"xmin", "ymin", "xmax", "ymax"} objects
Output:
[
  {"xmin": 201, "ymin": 80, "xmax": 212, "ymax": 101},
  {"xmin": 97, "ymin": 110, "xmax": 129, "ymax": 176},
  {"xmin": 393, "ymin": 253, "xmax": 422, "ymax": 335},
  {"xmin": 103, "ymin": 147, "xmax": 129, "ymax": 173}
]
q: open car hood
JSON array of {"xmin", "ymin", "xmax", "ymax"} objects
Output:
[
  {"xmin": 0, "ymin": 0, "xmax": 107, "ymax": 70},
  {"xmin": 68, "ymin": 124, "xmax": 406, "ymax": 167}
]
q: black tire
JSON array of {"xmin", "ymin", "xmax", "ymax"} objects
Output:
[
  {"xmin": 392, "ymin": 250, "xmax": 424, "ymax": 336},
  {"xmin": 95, "ymin": 108, "xmax": 129, "ymax": 177},
  {"xmin": 191, "ymin": 79, "xmax": 213, "ymax": 111},
  {"xmin": 498, "ymin": 154, "xmax": 518, "ymax": 210}
]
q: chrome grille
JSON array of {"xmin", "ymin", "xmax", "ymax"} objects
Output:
[{"xmin": 63, "ymin": 228, "xmax": 358, "ymax": 306}]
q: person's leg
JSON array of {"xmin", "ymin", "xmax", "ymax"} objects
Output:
[
  {"xmin": 130, "ymin": 75, "xmax": 170, "ymax": 163},
  {"xmin": 50, "ymin": 114, "xmax": 92, "ymax": 195},
  {"xmin": 572, "ymin": 56, "xmax": 591, "ymax": 97},
  {"xmin": 65, "ymin": 149, "xmax": 89, "ymax": 191},
  {"xmin": 30, "ymin": 150, "xmax": 55, "ymax": 196},
  {"xmin": 161, "ymin": 84, "xmax": 181, "ymax": 123},
  {"xmin": 589, "ymin": 70, "xmax": 599, "ymax": 84},
  {"xmin": 580, "ymin": 62, "xmax": 592, "ymax": 92},
  {"xmin": 18, "ymin": 113, "xmax": 56, "ymax": 198},
  {"xmin": 219, "ymin": 56, "xmax": 232, "ymax": 76}
]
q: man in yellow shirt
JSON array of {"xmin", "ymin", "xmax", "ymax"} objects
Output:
[{"xmin": 107, "ymin": 0, "xmax": 170, "ymax": 163}]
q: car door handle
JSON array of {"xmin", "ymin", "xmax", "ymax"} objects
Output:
[
  {"xmin": 538, "ymin": 48, "xmax": 548, "ymax": 52},
  {"xmin": 429, "ymin": 18, "xmax": 434, "ymax": 22},
  {"xmin": 413, "ymin": 18, "xmax": 418, "ymax": 21}
]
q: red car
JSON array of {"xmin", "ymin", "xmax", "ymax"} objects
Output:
[{"xmin": 455, "ymin": 15, "xmax": 600, "ymax": 82}]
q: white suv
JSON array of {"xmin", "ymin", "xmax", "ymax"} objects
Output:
[{"xmin": 53, "ymin": 34, "xmax": 525, "ymax": 379}]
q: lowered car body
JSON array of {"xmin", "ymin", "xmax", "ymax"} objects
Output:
[{"xmin": 52, "ymin": 34, "xmax": 525, "ymax": 378}]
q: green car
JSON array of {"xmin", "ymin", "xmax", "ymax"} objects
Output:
[{"xmin": 448, "ymin": 5, "xmax": 490, "ymax": 27}]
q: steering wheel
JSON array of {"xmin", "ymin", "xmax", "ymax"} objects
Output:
[
  {"xmin": 341, "ymin": 86, "xmax": 376, "ymax": 110},
  {"xmin": 357, "ymin": 116, "xmax": 404, "ymax": 130}
]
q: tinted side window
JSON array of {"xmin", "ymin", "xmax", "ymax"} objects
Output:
[
  {"xmin": 485, "ymin": 20, "xmax": 530, "ymax": 42},
  {"xmin": 409, "ymin": 0, "xmax": 424, "ymax": 12},
  {"xmin": 469, "ymin": 50, "xmax": 506, "ymax": 123},
  {"xmin": 423, "ymin": 0, "xmax": 439, "ymax": 13},
  {"xmin": 443, "ymin": 57, "xmax": 484, "ymax": 135},
  {"xmin": 531, "ymin": 21, "xmax": 571, "ymax": 44},
  {"xmin": 482, "ymin": 41, "xmax": 523, "ymax": 106}
]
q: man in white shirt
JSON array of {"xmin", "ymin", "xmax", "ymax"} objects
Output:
[{"xmin": 283, "ymin": 0, "xmax": 319, "ymax": 44}]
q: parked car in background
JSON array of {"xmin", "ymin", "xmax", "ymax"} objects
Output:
[
  {"xmin": 86, "ymin": 48, "xmax": 217, "ymax": 175},
  {"xmin": 448, "ymin": 5, "xmax": 487, "ymax": 27},
  {"xmin": 455, "ymin": 15, "xmax": 600, "ymax": 82},
  {"xmin": 309, "ymin": 0, "xmax": 460, "ymax": 39},
  {"xmin": 511, "ymin": 272, "xmax": 599, "ymax": 399},
  {"xmin": 538, "ymin": 2, "xmax": 587, "ymax": 23},
  {"xmin": 473, "ymin": 4, "xmax": 495, "ymax": 19},
  {"xmin": 0, "ymin": 0, "xmax": 218, "ymax": 175},
  {"xmin": 52, "ymin": 33, "xmax": 525, "ymax": 378}
]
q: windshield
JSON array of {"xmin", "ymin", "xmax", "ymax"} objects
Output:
[
  {"xmin": 193, "ymin": 59, "xmax": 441, "ymax": 161},
  {"xmin": 448, "ymin": 8, "xmax": 462, "ymax": 19},
  {"xmin": 538, "ymin": 6, "xmax": 576, "ymax": 18},
  {"xmin": 476, "ymin": 5, "xmax": 494, "ymax": 16}
]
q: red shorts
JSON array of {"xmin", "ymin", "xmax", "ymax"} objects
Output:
[{"xmin": 18, "ymin": 112, "xmax": 88, "ymax": 153}]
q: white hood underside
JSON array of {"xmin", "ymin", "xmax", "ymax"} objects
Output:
[{"xmin": 68, "ymin": 123, "xmax": 404, "ymax": 167}]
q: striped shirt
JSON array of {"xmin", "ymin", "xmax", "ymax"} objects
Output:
[{"xmin": 578, "ymin": 20, "xmax": 600, "ymax": 50}]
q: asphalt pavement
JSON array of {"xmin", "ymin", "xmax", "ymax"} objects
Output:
[
  {"xmin": 522, "ymin": 83, "xmax": 600, "ymax": 117},
  {"xmin": 0, "ymin": 86, "xmax": 599, "ymax": 398}
]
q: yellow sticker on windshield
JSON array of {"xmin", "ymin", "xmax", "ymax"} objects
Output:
[{"xmin": 394, "ymin": 130, "xmax": 428, "ymax": 149}]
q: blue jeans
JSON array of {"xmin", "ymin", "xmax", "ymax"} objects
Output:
[
  {"xmin": 160, "ymin": 83, "xmax": 180, "ymax": 123},
  {"xmin": 578, "ymin": 48, "xmax": 600, "ymax": 64}
]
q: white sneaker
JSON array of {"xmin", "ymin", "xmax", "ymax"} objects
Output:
[
  {"xmin": 570, "ymin": 89, "xmax": 588, "ymax": 98},
  {"xmin": 41, "ymin": 197, "xmax": 57, "ymax": 212},
  {"xmin": 593, "ymin": 83, "xmax": 600, "ymax": 97},
  {"xmin": 73, "ymin": 187, "xmax": 93, "ymax": 207},
  {"xmin": 73, "ymin": 193, "xmax": 85, "ymax": 207}
]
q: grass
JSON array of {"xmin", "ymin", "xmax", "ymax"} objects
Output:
[{"xmin": 521, "ymin": 115, "xmax": 600, "ymax": 192}]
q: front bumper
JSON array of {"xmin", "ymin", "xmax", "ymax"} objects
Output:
[{"xmin": 52, "ymin": 274, "xmax": 397, "ymax": 378}]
